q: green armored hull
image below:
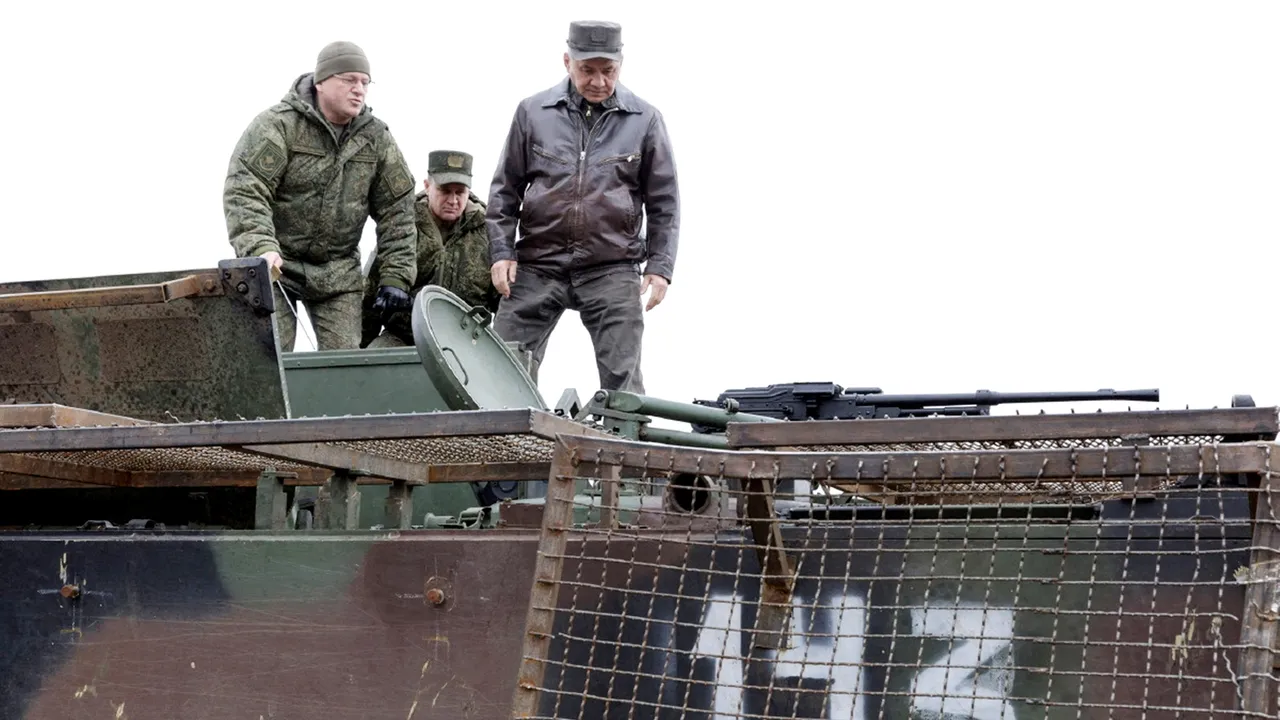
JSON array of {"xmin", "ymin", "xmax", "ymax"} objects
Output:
[{"xmin": 0, "ymin": 259, "xmax": 1277, "ymax": 718}]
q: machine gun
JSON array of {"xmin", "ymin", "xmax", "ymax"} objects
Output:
[{"xmin": 689, "ymin": 383, "xmax": 1160, "ymax": 432}]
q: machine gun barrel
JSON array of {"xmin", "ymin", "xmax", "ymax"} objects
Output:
[{"xmin": 844, "ymin": 388, "xmax": 1160, "ymax": 408}]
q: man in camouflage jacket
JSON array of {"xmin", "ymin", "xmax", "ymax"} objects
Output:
[
  {"xmin": 487, "ymin": 21, "xmax": 680, "ymax": 393},
  {"xmin": 362, "ymin": 150, "xmax": 499, "ymax": 348},
  {"xmin": 223, "ymin": 41, "xmax": 418, "ymax": 351}
]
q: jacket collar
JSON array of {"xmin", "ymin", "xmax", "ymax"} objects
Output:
[{"xmin": 540, "ymin": 76, "xmax": 638, "ymax": 113}]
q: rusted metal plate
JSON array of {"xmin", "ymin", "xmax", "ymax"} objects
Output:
[
  {"xmin": 0, "ymin": 530, "xmax": 543, "ymax": 720},
  {"xmin": 0, "ymin": 258, "xmax": 286, "ymax": 423},
  {"xmin": 0, "ymin": 484, "xmax": 1259, "ymax": 719}
]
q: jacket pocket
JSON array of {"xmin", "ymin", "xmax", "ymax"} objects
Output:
[
  {"xmin": 531, "ymin": 143, "xmax": 574, "ymax": 166},
  {"xmin": 281, "ymin": 144, "xmax": 329, "ymax": 191}
]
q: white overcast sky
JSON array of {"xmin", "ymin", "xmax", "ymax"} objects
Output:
[{"xmin": 1, "ymin": 1, "xmax": 1277, "ymax": 417}]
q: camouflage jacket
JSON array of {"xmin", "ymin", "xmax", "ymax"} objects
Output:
[
  {"xmin": 223, "ymin": 73, "xmax": 418, "ymax": 298},
  {"xmin": 487, "ymin": 77, "xmax": 680, "ymax": 282},
  {"xmin": 361, "ymin": 191, "xmax": 498, "ymax": 346}
]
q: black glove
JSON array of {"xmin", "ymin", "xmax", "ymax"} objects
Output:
[{"xmin": 372, "ymin": 285, "xmax": 411, "ymax": 314}]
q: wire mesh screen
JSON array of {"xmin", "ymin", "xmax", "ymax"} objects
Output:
[{"xmin": 513, "ymin": 436, "xmax": 1280, "ymax": 720}]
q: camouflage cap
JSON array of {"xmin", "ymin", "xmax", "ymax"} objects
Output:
[
  {"xmin": 427, "ymin": 150, "xmax": 473, "ymax": 188},
  {"xmin": 567, "ymin": 20, "xmax": 623, "ymax": 62}
]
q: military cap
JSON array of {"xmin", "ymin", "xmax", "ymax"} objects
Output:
[
  {"xmin": 566, "ymin": 20, "xmax": 623, "ymax": 62},
  {"xmin": 427, "ymin": 150, "xmax": 473, "ymax": 188}
]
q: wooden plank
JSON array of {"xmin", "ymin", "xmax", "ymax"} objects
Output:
[
  {"xmin": 0, "ymin": 453, "xmax": 132, "ymax": 487},
  {"xmin": 744, "ymin": 475, "xmax": 795, "ymax": 649},
  {"xmin": 597, "ymin": 465, "xmax": 620, "ymax": 530},
  {"xmin": 0, "ymin": 404, "xmax": 155, "ymax": 429},
  {"xmin": 511, "ymin": 439, "xmax": 579, "ymax": 718},
  {"xmin": 385, "ymin": 481, "xmax": 413, "ymax": 529},
  {"xmin": 0, "ymin": 405, "xmax": 62, "ymax": 429},
  {"xmin": 131, "ymin": 468, "xmax": 327, "ymax": 488},
  {"xmin": 0, "ymin": 464, "xmax": 547, "ymax": 490},
  {"xmin": 52, "ymin": 405, "xmax": 154, "ymax": 428},
  {"xmin": 0, "ymin": 272, "xmax": 221, "ymax": 313},
  {"xmin": 234, "ymin": 442, "xmax": 427, "ymax": 484},
  {"xmin": 727, "ymin": 407, "xmax": 1280, "ymax": 448},
  {"xmin": 1238, "ymin": 473, "xmax": 1280, "ymax": 715},
  {"xmin": 527, "ymin": 410, "xmax": 612, "ymax": 441},
  {"xmin": 0, "ymin": 474, "xmax": 103, "ymax": 490},
  {"xmin": 0, "ymin": 409, "xmax": 542, "ymax": 453},
  {"xmin": 566, "ymin": 434, "xmax": 1274, "ymax": 482},
  {"xmin": 428, "ymin": 461, "xmax": 549, "ymax": 484}
]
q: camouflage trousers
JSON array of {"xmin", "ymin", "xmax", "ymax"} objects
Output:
[
  {"xmin": 494, "ymin": 266, "xmax": 645, "ymax": 394},
  {"xmin": 365, "ymin": 330, "xmax": 411, "ymax": 349},
  {"xmin": 272, "ymin": 284, "xmax": 362, "ymax": 351}
]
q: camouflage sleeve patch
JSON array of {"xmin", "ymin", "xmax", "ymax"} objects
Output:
[
  {"xmin": 381, "ymin": 160, "xmax": 414, "ymax": 200},
  {"xmin": 247, "ymin": 139, "xmax": 288, "ymax": 183}
]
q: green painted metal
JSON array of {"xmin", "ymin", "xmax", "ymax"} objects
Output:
[
  {"xmin": 594, "ymin": 389, "xmax": 780, "ymax": 429},
  {"xmin": 0, "ymin": 258, "xmax": 289, "ymax": 423},
  {"xmin": 281, "ymin": 347, "xmax": 453, "ymax": 417},
  {"xmin": 411, "ymin": 285, "xmax": 547, "ymax": 411}
]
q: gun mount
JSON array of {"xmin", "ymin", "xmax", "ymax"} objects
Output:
[{"xmin": 687, "ymin": 383, "xmax": 1162, "ymax": 431}]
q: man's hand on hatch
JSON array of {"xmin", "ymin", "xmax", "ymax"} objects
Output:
[
  {"xmin": 491, "ymin": 260, "xmax": 518, "ymax": 298},
  {"xmin": 372, "ymin": 286, "xmax": 411, "ymax": 313},
  {"xmin": 641, "ymin": 274, "xmax": 668, "ymax": 311}
]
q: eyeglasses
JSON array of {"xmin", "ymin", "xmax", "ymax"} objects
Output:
[{"xmin": 332, "ymin": 74, "xmax": 373, "ymax": 89}]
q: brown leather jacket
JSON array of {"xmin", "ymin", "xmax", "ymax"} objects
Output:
[{"xmin": 486, "ymin": 78, "xmax": 681, "ymax": 282}]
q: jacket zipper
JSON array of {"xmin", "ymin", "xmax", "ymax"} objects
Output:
[{"xmin": 573, "ymin": 105, "xmax": 617, "ymax": 246}]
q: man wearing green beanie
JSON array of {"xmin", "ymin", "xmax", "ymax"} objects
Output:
[{"xmin": 223, "ymin": 40, "xmax": 418, "ymax": 351}]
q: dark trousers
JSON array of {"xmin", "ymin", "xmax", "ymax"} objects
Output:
[{"xmin": 494, "ymin": 267, "xmax": 645, "ymax": 394}]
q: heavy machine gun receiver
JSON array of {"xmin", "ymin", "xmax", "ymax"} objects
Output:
[{"xmin": 690, "ymin": 383, "xmax": 1160, "ymax": 430}]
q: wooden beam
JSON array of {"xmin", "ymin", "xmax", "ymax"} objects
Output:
[
  {"xmin": 0, "ymin": 409, "xmax": 548, "ymax": 453},
  {"xmin": 234, "ymin": 442, "xmax": 427, "ymax": 484},
  {"xmin": 726, "ymin": 407, "xmax": 1280, "ymax": 448},
  {"xmin": 0, "ymin": 272, "xmax": 222, "ymax": 313},
  {"xmin": 1238, "ymin": 472, "xmax": 1280, "ymax": 714},
  {"xmin": 0, "ymin": 463, "xmax": 548, "ymax": 490},
  {"xmin": 511, "ymin": 441, "xmax": 579, "ymax": 718},
  {"xmin": 427, "ymin": 461, "xmax": 549, "ymax": 484},
  {"xmin": 744, "ymin": 475, "xmax": 795, "ymax": 649},
  {"xmin": 528, "ymin": 410, "xmax": 613, "ymax": 441},
  {"xmin": 0, "ymin": 453, "xmax": 132, "ymax": 487},
  {"xmin": 52, "ymin": 405, "xmax": 154, "ymax": 428},
  {"xmin": 0, "ymin": 404, "xmax": 154, "ymax": 429}
]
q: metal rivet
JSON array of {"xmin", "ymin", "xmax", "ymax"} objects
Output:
[{"xmin": 426, "ymin": 588, "xmax": 445, "ymax": 606}]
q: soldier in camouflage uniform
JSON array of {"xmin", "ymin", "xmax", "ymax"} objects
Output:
[
  {"xmin": 223, "ymin": 41, "xmax": 418, "ymax": 351},
  {"xmin": 487, "ymin": 21, "xmax": 680, "ymax": 393},
  {"xmin": 362, "ymin": 150, "xmax": 499, "ymax": 348}
]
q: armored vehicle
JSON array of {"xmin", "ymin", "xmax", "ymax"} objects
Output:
[{"xmin": 1, "ymin": 258, "xmax": 1276, "ymax": 719}]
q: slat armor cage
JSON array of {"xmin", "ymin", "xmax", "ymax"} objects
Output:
[{"xmin": 513, "ymin": 428, "xmax": 1280, "ymax": 719}]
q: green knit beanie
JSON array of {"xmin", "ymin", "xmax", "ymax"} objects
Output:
[{"xmin": 315, "ymin": 41, "xmax": 370, "ymax": 84}]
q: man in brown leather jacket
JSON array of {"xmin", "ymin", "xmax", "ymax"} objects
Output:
[{"xmin": 486, "ymin": 20, "xmax": 680, "ymax": 394}]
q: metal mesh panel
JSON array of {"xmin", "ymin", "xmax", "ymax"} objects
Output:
[
  {"xmin": 794, "ymin": 435, "xmax": 1228, "ymax": 503},
  {"xmin": 22, "ymin": 448, "xmax": 314, "ymax": 473},
  {"xmin": 9, "ymin": 436, "xmax": 554, "ymax": 474},
  {"xmin": 514, "ymin": 437, "xmax": 1280, "ymax": 719},
  {"xmin": 330, "ymin": 434, "xmax": 554, "ymax": 465}
]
